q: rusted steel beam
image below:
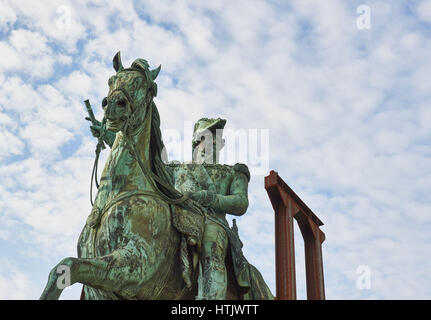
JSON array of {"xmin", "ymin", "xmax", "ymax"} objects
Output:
[
  {"xmin": 265, "ymin": 171, "xmax": 296, "ymax": 300},
  {"xmin": 296, "ymin": 211, "xmax": 325, "ymax": 300},
  {"xmin": 265, "ymin": 170, "xmax": 325, "ymax": 300},
  {"xmin": 275, "ymin": 198, "xmax": 297, "ymax": 299}
]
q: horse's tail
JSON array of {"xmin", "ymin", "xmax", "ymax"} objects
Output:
[{"xmin": 243, "ymin": 264, "xmax": 274, "ymax": 300}]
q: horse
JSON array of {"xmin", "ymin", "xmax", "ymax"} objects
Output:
[{"xmin": 40, "ymin": 52, "xmax": 273, "ymax": 300}]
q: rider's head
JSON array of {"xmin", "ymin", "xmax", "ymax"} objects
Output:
[{"xmin": 192, "ymin": 118, "xmax": 226, "ymax": 164}]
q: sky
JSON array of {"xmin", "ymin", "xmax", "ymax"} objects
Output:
[{"xmin": 0, "ymin": 0, "xmax": 430, "ymax": 300}]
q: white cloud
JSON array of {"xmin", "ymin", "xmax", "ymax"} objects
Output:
[
  {"xmin": 0, "ymin": 42, "xmax": 21, "ymax": 72},
  {"xmin": 0, "ymin": 258, "xmax": 34, "ymax": 299},
  {"xmin": 3, "ymin": 29, "xmax": 55, "ymax": 78},
  {"xmin": 9, "ymin": 29, "xmax": 49, "ymax": 55},
  {"xmin": 0, "ymin": 1, "xmax": 16, "ymax": 32},
  {"xmin": 7, "ymin": 0, "xmax": 86, "ymax": 53},
  {"xmin": 55, "ymin": 71, "xmax": 93, "ymax": 99},
  {"xmin": 417, "ymin": 0, "xmax": 431, "ymax": 23},
  {"xmin": 0, "ymin": 29, "xmax": 72, "ymax": 79},
  {"xmin": 0, "ymin": 129, "xmax": 25, "ymax": 159}
]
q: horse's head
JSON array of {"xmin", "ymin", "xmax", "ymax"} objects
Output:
[{"xmin": 103, "ymin": 51, "xmax": 161, "ymax": 134}]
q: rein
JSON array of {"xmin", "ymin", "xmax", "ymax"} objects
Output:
[{"xmin": 90, "ymin": 117, "xmax": 106, "ymax": 206}]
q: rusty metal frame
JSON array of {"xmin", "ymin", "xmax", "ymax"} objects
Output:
[{"xmin": 265, "ymin": 170, "xmax": 325, "ymax": 300}]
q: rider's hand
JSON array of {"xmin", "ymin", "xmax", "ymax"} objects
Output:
[
  {"xmin": 85, "ymin": 117, "xmax": 102, "ymax": 138},
  {"xmin": 190, "ymin": 190, "xmax": 216, "ymax": 207},
  {"xmin": 85, "ymin": 117, "xmax": 116, "ymax": 148}
]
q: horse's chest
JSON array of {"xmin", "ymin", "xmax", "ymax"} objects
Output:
[
  {"xmin": 78, "ymin": 196, "xmax": 171, "ymax": 259},
  {"xmin": 78, "ymin": 203, "xmax": 129, "ymax": 258},
  {"xmin": 101, "ymin": 146, "xmax": 135, "ymax": 193}
]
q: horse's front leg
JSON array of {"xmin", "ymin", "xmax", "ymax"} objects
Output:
[
  {"xmin": 39, "ymin": 257, "xmax": 77, "ymax": 300},
  {"xmin": 40, "ymin": 252, "xmax": 137, "ymax": 300},
  {"xmin": 40, "ymin": 240, "xmax": 156, "ymax": 300}
]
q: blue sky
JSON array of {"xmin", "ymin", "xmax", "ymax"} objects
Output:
[{"xmin": 0, "ymin": 0, "xmax": 431, "ymax": 299}]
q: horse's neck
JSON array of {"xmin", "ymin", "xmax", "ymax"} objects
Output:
[{"xmin": 100, "ymin": 115, "xmax": 154, "ymax": 196}]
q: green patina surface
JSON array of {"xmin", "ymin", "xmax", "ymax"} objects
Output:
[{"xmin": 39, "ymin": 52, "xmax": 273, "ymax": 300}]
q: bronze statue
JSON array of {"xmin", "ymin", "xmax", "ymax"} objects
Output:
[
  {"xmin": 40, "ymin": 52, "xmax": 273, "ymax": 300},
  {"xmin": 167, "ymin": 118, "xmax": 261, "ymax": 299}
]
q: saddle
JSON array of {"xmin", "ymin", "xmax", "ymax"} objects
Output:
[{"xmin": 171, "ymin": 204, "xmax": 252, "ymax": 297}]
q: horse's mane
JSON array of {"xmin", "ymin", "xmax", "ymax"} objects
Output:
[
  {"xmin": 125, "ymin": 57, "xmax": 172, "ymax": 189},
  {"xmin": 149, "ymin": 100, "xmax": 175, "ymax": 193},
  {"xmin": 114, "ymin": 52, "xmax": 182, "ymax": 203}
]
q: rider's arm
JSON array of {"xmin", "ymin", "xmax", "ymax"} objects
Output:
[
  {"xmin": 210, "ymin": 171, "xmax": 249, "ymax": 216},
  {"xmin": 190, "ymin": 163, "xmax": 250, "ymax": 216}
]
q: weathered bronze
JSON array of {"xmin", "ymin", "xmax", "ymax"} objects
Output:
[
  {"xmin": 167, "ymin": 118, "xmax": 271, "ymax": 299},
  {"xmin": 39, "ymin": 52, "xmax": 273, "ymax": 300}
]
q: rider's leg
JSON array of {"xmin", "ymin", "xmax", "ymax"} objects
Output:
[{"xmin": 200, "ymin": 220, "xmax": 228, "ymax": 300}]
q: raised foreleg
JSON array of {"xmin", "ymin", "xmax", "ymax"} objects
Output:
[{"xmin": 40, "ymin": 238, "xmax": 163, "ymax": 300}]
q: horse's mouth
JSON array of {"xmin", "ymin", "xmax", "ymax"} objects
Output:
[{"xmin": 106, "ymin": 119, "xmax": 123, "ymax": 132}]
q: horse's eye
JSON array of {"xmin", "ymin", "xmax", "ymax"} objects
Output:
[
  {"xmin": 108, "ymin": 76, "xmax": 114, "ymax": 86},
  {"xmin": 102, "ymin": 97, "xmax": 108, "ymax": 108},
  {"xmin": 118, "ymin": 99, "xmax": 126, "ymax": 107}
]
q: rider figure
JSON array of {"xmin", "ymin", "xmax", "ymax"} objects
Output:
[{"xmin": 187, "ymin": 118, "xmax": 250, "ymax": 300}]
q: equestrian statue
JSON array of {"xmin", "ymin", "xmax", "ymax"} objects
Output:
[{"xmin": 40, "ymin": 52, "xmax": 273, "ymax": 300}]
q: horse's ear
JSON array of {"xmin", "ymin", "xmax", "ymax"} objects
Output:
[
  {"xmin": 150, "ymin": 65, "xmax": 161, "ymax": 80},
  {"xmin": 113, "ymin": 51, "xmax": 124, "ymax": 72}
]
